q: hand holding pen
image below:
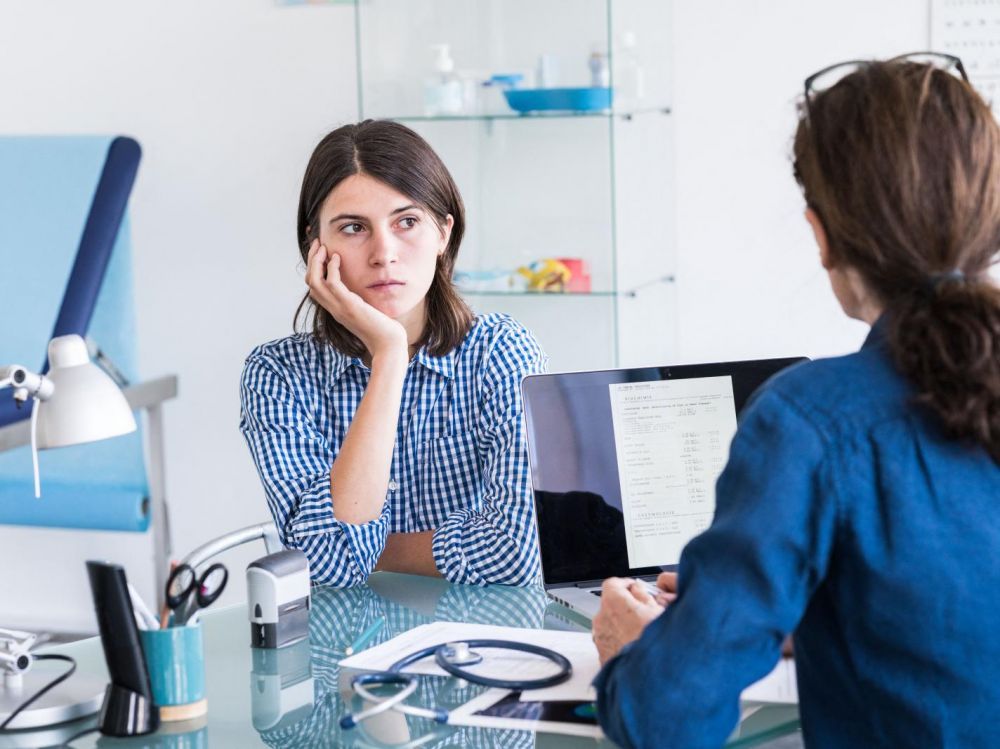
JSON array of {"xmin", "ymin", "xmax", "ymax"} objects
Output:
[
  {"xmin": 653, "ymin": 572, "xmax": 678, "ymax": 606},
  {"xmin": 623, "ymin": 573, "xmax": 678, "ymax": 609}
]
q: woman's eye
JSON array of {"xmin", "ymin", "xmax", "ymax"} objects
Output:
[
  {"xmin": 399, "ymin": 216, "xmax": 419, "ymax": 229},
  {"xmin": 341, "ymin": 223, "xmax": 365, "ymax": 235}
]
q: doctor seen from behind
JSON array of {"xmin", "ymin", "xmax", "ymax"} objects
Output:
[
  {"xmin": 591, "ymin": 54, "xmax": 1000, "ymax": 748},
  {"xmin": 240, "ymin": 120, "xmax": 546, "ymax": 588}
]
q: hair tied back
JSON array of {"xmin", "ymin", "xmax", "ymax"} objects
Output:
[{"xmin": 922, "ymin": 269, "xmax": 967, "ymax": 296}]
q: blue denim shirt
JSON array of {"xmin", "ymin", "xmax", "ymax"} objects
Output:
[{"xmin": 594, "ymin": 320, "xmax": 1000, "ymax": 748}]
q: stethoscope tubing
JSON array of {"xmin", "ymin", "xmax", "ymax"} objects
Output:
[
  {"xmin": 423, "ymin": 639, "xmax": 571, "ymax": 690},
  {"xmin": 341, "ymin": 639, "xmax": 573, "ymax": 730}
]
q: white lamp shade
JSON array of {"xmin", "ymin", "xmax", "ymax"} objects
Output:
[{"xmin": 35, "ymin": 335, "xmax": 137, "ymax": 449}]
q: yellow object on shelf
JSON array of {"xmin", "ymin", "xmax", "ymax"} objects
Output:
[{"xmin": 516, "ymin": 259, "xmax": 572, "ymax": 292}]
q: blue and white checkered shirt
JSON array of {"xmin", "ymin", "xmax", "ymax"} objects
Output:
[{"xmin": 239, "ymin": 313, "xmax": 546, "ymax": 588}]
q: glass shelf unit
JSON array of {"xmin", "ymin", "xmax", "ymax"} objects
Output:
[
  {"xmin": 458, "ymin": 274, "xmax": 675, "ymax": 299},
  {"xmin": 391, "ymin": 107, "xmax": 672, "ymax": 124},
  {"xmin": 352, "ymin": 0, "xmax": 676, "ymax": 370}
]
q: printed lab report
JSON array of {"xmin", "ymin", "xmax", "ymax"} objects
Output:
[{"xmin": 609, "ymin": 376, "xmax": 737, "ymax": 569}]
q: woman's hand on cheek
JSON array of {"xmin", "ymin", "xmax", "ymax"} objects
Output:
[{"xmin": 306, "ymin": 240, "xmax": 408, "ymax": 361}]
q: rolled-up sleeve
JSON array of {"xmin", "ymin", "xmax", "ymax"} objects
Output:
[
  {"xmin": 432, "ymin": 325, "xmax": 547, "ymax": 586},
  {"xmin": 239, "ymin": 352, "xmax": 389, "ymax": 587},
  {"xmin": 594, "ymin": 388, "xmax": 838, "ymax": 748}
]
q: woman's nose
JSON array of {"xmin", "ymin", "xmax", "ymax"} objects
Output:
[{"xmin": 368, "ymin": 228, "xmax": 399, "ymax": 266}]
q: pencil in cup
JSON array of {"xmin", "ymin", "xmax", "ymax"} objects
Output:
[
  {"xmin": 160, "ymin": 560, "xmax": 178, "ymax": 629},
  {"xmin": 344, "ymin": 617, "xmax": 386, "ymax": 656}
]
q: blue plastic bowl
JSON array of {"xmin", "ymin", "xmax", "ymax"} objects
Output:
[{"xmin": 503, "ymin": 87, "xmax": 612, "ymax": 113}]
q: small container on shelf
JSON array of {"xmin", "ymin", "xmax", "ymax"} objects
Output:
[
  {"xmin": 503, "ymin": 87, "xmax": 612, "ymax": 114},
  {"xmin": 480, "ymin": 73, "xmax": 525, "ymax": 115},
  {"xmin": 454, "ymin": 269, "xmax": 527, "ymax": 293},
  {"xmin": 515, "ymin": 258, "xmax": 591, "ymax": 293},
  {"xmin": 424, "ymin": 44, "xmax": 464, "ymax": 116}
]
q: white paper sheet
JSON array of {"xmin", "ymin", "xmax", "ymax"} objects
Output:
[
  {"xmin": 338, "ymin": 621, "xmax": 599, "ymax": 702},
  {"xmin": 609, "ymin": 376, "xmax": 738, "ymax": 569},
  {"xmin": 742, "ymin": 657, "xmax": 798, "ymax": 704}
]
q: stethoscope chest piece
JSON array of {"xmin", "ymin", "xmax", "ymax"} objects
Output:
[{"xmin": 438, "ymin": 641, "xmax": 483, "ymax": 667}]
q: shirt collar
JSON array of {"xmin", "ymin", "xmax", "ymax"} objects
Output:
[
  {"xmin": 326, "ymin": 347, "xmax": 360, "ymax": 385},
  {"xmin": 326, "ymin": 343, "xmax": 456, "ymax": 384},
  {"xmin": 414, "ymin": 345, "xmax": 456, "ymax": 379},
  {"xmin": 862, "ymin": 313, "xmax": 889, "ymax": 351}
]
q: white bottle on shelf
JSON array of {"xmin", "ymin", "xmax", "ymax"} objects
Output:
[
  {"xmin": 614, "ymin": 31, "xmax": 645, "ymax": 112},
  {"xmin": 424, "ymin": 44, "xmax": 464, "ymax": 116},
  {"xmin": 588, "ymin": 48, "xmax": 610, "ymax": 88}
]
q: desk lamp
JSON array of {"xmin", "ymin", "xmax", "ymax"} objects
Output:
[
  {"xmin": 0, "ymin": 333, "xmax": 137, "ymax": 731},
  {"xmin": 0, "ymin": 334, "xmax": 136, "ymax": 498}
]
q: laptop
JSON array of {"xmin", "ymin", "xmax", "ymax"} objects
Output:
[{"xmin": 522, "ymin": 357, "xmax": 807, "ymax": 619}]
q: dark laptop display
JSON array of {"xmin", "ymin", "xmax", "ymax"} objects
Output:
[{"xmin": 522, "ymin": 358, "xmax": 806, "ymax": 587}]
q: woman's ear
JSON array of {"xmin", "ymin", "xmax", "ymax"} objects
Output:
[
  {"xmin": 805, "ymin": 207, "xmax": 834, "ymax": 269},
  {"xmin": 438, "ymin": 214, "xmax": 455, "ymax": 256}
]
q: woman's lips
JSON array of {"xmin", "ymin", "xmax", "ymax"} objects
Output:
[{"xmin": 368, "ymin": 280, "xmax": 405, "ymax": 291}]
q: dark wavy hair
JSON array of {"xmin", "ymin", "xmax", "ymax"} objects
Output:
[
  {"xmin": 794, "ymin": 60, "xmax": 1000, "ymax": 463},
  {"xmin": 294, "ymin": 120, "xmax": 474, "ymax": 357}
]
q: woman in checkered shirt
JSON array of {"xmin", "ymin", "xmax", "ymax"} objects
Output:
[{"xmin": 240, "ymin": 120, "xmax": 546, "ymax": 588}]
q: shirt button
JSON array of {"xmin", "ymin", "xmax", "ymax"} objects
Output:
[{"xmin": 388, "ymin": 479, "xmax": 397, "ymax": 491}]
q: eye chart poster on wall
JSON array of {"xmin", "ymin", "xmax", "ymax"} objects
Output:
[{"xmin": 932, "ymin": 0, "xmax": 1000, "ymax": 116}]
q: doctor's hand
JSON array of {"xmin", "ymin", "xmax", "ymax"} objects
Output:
[
  {"xmin": 655, "ymin": 571, "xmax": 679, "ymax": 606},
  {"xmin": 592, "ymin": 577, "xmax": 665, "ymax": 665},
  {"xmin": 307, "ymin": 240, "xmax": 408, "ymax": 362}
]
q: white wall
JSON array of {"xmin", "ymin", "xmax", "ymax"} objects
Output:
[
  {"xmin": 0, "ymin": 0, "xmax": 930, "ymax": 630},
  {"xmin": 672, "ymin": 0, "xmax": 930, "ymax": 362}
]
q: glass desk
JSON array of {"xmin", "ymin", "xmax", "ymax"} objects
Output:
[{"xmin": 3, "ymin": 573, "xmax": 799, "ymax": 748}]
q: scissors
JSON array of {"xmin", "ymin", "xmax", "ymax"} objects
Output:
[{"xmin": 165, "ymin": 562, "xmax": 228, "ymax": 626}]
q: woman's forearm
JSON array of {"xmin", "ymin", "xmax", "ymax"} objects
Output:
[
  {"xmin": 330, "ymin": 350, "xmax": 408, "ymax": 524},
  {"xmin": 374, "ymin": 531, "xmax": 440, "ymax": 577}
]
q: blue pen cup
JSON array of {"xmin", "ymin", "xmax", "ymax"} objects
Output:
[{"xmin": 141, "ymin": 622, "xmax": 206, "ymax": 713}]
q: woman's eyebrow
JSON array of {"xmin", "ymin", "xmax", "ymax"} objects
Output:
[
  {"xmin": 327, "ymin": 213, "xmax": 367, "ymax": 224},
  {"xmin": 390, "ymin": 204, "xmax": 423, "ymax": 216},
  {"xmin": 327, "ymin": 205, "xmax": 423, "ymax": 224}
]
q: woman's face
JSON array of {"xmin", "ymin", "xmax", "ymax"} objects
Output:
[{"xmin": 317, "ymin": 173, "xmax": 452, "ymax": 333}]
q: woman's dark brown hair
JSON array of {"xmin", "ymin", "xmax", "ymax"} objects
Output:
[
  {"xmin": 794, "ymin": 60, "xmax": 1000, "ymax": 462},
  {"xmin": 294, "ymin": 120, "xmax": 474, "ymax": 357}
]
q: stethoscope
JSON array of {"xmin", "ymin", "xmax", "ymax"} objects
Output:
[{"xmin": 340, "ymin": 639, "xmax": 572, "ymax": 730}]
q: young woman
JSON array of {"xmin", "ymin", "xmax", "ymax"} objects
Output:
[
  {"xmin": 240, "ymin": 121, "xmax": 545, "ymax": 588},
  {"xmin": 591, "ymin": 55, "xmax": 1000, "ymax": 747}
]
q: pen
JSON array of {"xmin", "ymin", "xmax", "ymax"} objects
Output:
[
  {"xmin": 345, "ymin": 616, "xmax": 386, "ymax": 656},
  {"xmin": 160, "ymin": 560, "xmax": 177, "ymax": 629},
  {"xmin": 628, "ymin": 579, "xmax": 674, "ymax": 605},
  {"xmin": 127, "ymin": 583, "xmax": 160, "ymax": 630}
]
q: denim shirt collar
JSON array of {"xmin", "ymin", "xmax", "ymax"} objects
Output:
[{"xmin": 862, "ymin": 314, "xmax": 890, "ymax": 351}]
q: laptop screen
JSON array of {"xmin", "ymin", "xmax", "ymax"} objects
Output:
[{"xmin": 522, "ymin": 358, "xmax": 806, "ymax": 586}]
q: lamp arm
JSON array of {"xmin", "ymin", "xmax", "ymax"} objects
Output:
[
  {"xmin": 0, "ymin": 628, "xmax": 38, "ymax": 676},
  {"xmin": 84, "ymin": 337, "xmax": 130, "ymax": 388}
]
